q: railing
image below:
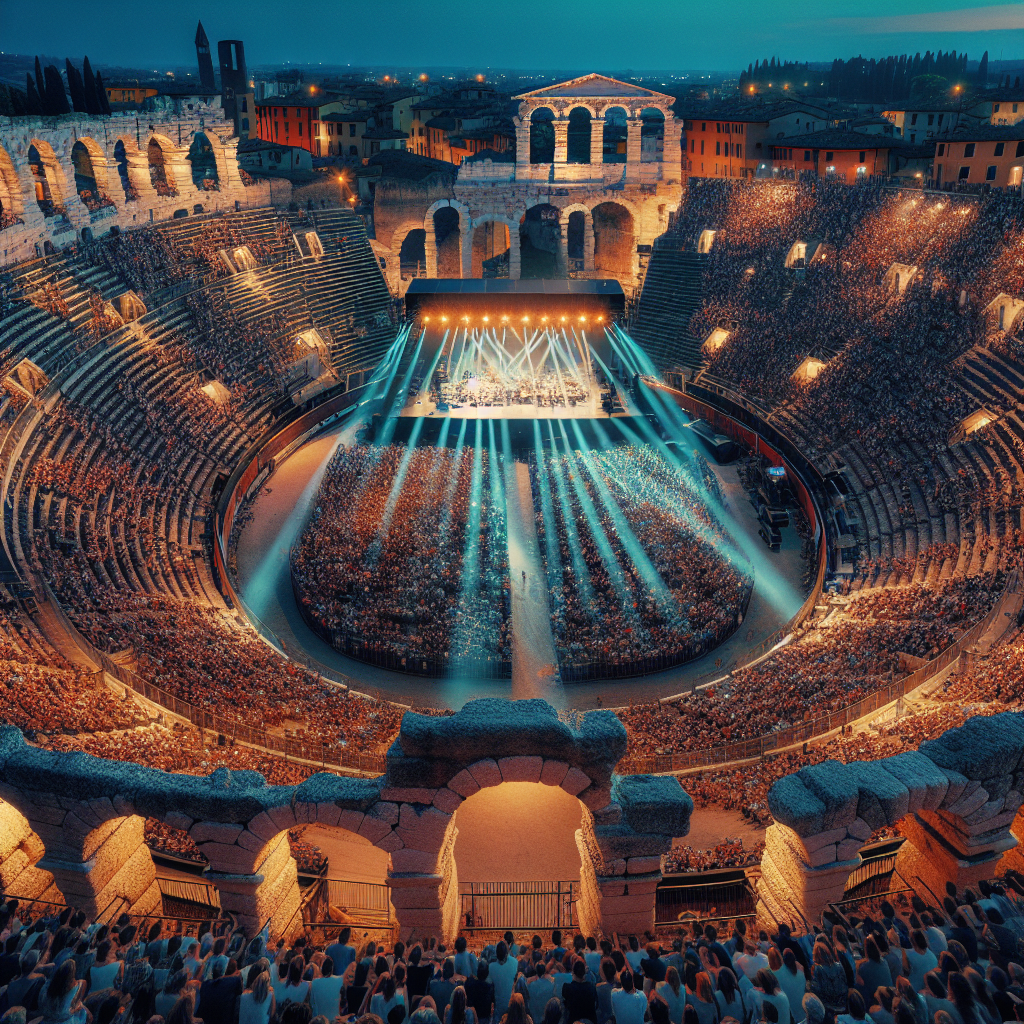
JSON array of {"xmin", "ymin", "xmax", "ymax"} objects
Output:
[
  {"xmin": 324, "ymin": 880, "xmax": 393, "ymax": 924},
  {"xmin": 655, "ymin": 870, "xmax": 755, "ymax": 924},
  {"xmin": 157, "ymin": 876, "xmax": 222, "ymax": 909},
  {"xmin": 458, "ymin": 881, "xmax": 578, "ymax": 931}
]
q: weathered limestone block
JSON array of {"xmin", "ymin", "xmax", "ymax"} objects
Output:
[
  {"xmin": 614, "ymin": 775, "xmax": 693, "ymax": 837},
  {"xmin": 498, "ymin": 756, "xmax": 543, "ymax": 783},
  {"xmin": 395, "ymin": 803, "xmax": 451, "ymax": 852},
  {"xmin": 920, "ymin": 712, "xmax": 1024, "ymax": 781},
  {"xmin": 847, "ymin": 761, "xmax": 910, "ymax": 830},
  {"xmin": 540, "ymin": 760, "xmax": 570, "ymax": 788},
  {"xmin": 380, "ymin": 787, "xmax": 438, "ymax": 804},
  {"xmin": 561, "ymin": 767, "xmax": 591, "ymax": 796},
  {"xmin": 447, "ymin": 769, "xmax": 481, "ymax": 798},
  {"xmin": 467, "ymin": 759, "xmax": 502, "ymax": 789},
  {"xmin": 796, "ymin": 762, "xmax": 860, "ymax": 832},
  {"xmin": 432, "ymin": 789, "xmax": 463, "ymax": 815},
  {"xmin": 190, "ymin": 821, "xmax": 243, "ymax": 845},
  {"xmin": 767, "ymin": 775, "xmax": 826, "ymax": 836}
]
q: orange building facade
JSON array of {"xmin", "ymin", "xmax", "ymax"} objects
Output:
[
  {"xmin": 770, "ymin": 131, "xmax": 893, "ymax": 180},
  {"xmin": 932, "ymin": 127, "xmax": 1024, "ymax": 189}
]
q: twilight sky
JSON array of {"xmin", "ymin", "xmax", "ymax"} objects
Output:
[{"xmin": 1, "ymin": 0, "xmax": 1021, "ymax": 72}]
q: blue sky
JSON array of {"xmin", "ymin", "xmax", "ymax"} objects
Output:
[{"xmin": 2, "ymin": 0, "xmax": 1021, "ymax": 72}]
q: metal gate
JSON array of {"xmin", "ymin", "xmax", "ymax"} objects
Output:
[{"xmin": 458, "ymin": 881, "xmax": 578, "ymax": 931}]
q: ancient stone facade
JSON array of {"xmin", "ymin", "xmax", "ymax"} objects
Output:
[
  {"xmin": 762, "ymin": 712, "xmax": 1024, "ymax": 927},
  {"xmin": 375, "ymin": 75, "xmax": 683, "ymax": 297},
  {"xmin": 0, "ymin": 111, "xmax": 279, "ymax": 266},
  {"xmin": 0, "ymin": 700, "xmax": 692, "ymax": 939}
]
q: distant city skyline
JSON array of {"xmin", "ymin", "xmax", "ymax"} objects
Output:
[{"xmin": 1, "ymin": 0, "xmax": 1022, "ymax": 75}]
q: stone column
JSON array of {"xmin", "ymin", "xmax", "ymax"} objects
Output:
[
  {"xmin": 514, "ymin": 117, "xmax": 530, "ymax": 169},
  {"xmin": 553, "ymin": 119, "xmax": 569, "ymax": 166},
  {"xmin": 590, "ymin": 119, "xmax": 604, "ymax": 167},
  {"xmin": 662, "ymin": 117, "xmax": 683, "ymax": 183},
  {"xmin": 0, "ymin": 800, "xmax": 56, "ymax": 903},
  {"xmin": 625, "ymin": 118, "xmax": 643, "ymax": 182},
  {"xmin": 558, "ymin": 218, "xmax": 569, "ymax": 276},
  {"xmin": 508, "ymin": 227, "xmax": 521, "ymax": 280},
  {"xmin": 583, "ymin": 214, "xmax": 595, "ymax": 272},
  {"xmin": 215, "ymin": 136, "xmax": 245, "ymax": 193},
  {"xmin": 33, "ymin": 812, "xmax": 161, "ymax": 920},
  {"xmin": 159, "ymin": 147, "xmax": 193, "ymax": 199},
  {"xmin": 460, "ymin": 227, "xmax": 473, "ymax": 279},
  {"xmin": 424, "ymin": 226, "xmax": 438, "ymax": 278},
  {"xmin": 124, "ymin": 150, "xmax": 158, "ymax": 204},
  {"xmin": 203, "ymin": 831, "xmax": 302, "ymax": 938}
]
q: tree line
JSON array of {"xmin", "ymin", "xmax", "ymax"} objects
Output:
[
  {"xmin": 738, "ymin": 51, "xmax": 978, "ymax": 104},
  {"xmin": 0, "ymin": 56, "xmax": 112, "ymax": 118}
]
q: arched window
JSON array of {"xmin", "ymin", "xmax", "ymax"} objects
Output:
[
  {"xmin": 639, "ymin": 107, "xmax": 665, "ymax": 163},
  {"xmin": 566, "ymin": 107, "xmax": 592, "ymax": 164},
  {"xmin": 188, "ymin": 132, "xmax": 219, "ymax": 190},
  {"xmin": 602, "ymin": 107, "xmax": 627, "ymax": 163},
  {"xmin": 529, "ymin": 108, "xmax": 555, "ymax": 164}
]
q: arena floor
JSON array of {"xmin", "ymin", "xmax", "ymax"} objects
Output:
[{"xmin": 233, "ymin": 420, "xmax": 806, "ymax": 710}]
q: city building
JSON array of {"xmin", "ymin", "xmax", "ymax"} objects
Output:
[
  {"xmin": 768, "ymin": 130, "xmax": 899, "ymax": 179},
  {"xmin": 970, "ymin": 90, "xmax": 1024, "ymax": 126},
  {"xmin": 681, "ymin": 100, "xmax": 831, "ymax": 178},
  {"xmin": 879, "ymin": 105, "xmax": 979, "ymax": 142},
  {"xmin": 932, "ymin": 123, "xmax": 1024, "ymax": 188}
]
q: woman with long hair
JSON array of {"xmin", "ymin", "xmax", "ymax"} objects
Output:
[
  {"xmin": 687, "ymin": 973, "xmax": 717, "ymax": 1024},
  {"xmin": 777, "ymin": 949, "xmax": 807, "ymax": 1024},
  {"xmin": 155, "ymin": 968, "xmax": 191, "ymax": 1019},
  {"xmin": 240, "ymin": 969, "xmax": 277, "ymax": 1024},
  {"xmin": 370, "ymin": 971, "xmax": 407, "ymax": 1024},
  {"xmin": 445, "ymin": 984, "xmax": 478, "ymax": 1024},
  {"xmin": 655, "ymin": 965, "xmax": 684, "ymax": 1024},
  {"xmin": 281, "ymin": 955, "xmax": 311, "ymax": 1008},
  {"xmin": 811, "ymin": 942, "xmax": 848, "ymax": 1017},
  {"xmin": 165, "ymin": 989, "xmax": 202, "ymax": 1024},
  {"xmin": 714, "ymin": 966, "xmax": 745, "ymax": 1023},
  {"xmin": 38, "ymin": 960, "xmax": 86, "ymax": 1024},
  {"xmin": 499, "ymin": 992, "xmax": 532, "ymax": 1024}
]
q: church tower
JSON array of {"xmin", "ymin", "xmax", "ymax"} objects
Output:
[{"xmin": 195, "ymin": 21, "xmax": 215, "ymax": 92}]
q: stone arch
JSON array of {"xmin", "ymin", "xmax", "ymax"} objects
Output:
[
  {"xmin": 591, "ymin": 200, "xmax": 635, "ymax": 281},
  {"xmin": 147, "ymin": 134, "xmax": 178, "ymax": 196},
  {"xmin": 111, "ymin": 139, "xmax": 136, "ymax": 201},
  {"xmin": 602, "ymin": 106, "xmax": 628, "ymax": 164},
  {"xmin": 71, "ymin": 137, "xmax": 112, "ymax": 205},
  {"xmin": 529, "ymin": 107, "xmax": 556, "ymax": 165},
  {"xmin": 470, "ymin": 214, "xmax": 514, "ymax": 278},
  {"xmin": 560, "ymin": 202, "xmax": 593, "ymax": 270},
  {"xmin": 0, "ymin": 798, "xmax": 54, "ymax": 904},
  {"xmin": 187, "ymin": 131, "xmax": 219, "ymax": 189},
  {"xmin": 27, "ymin": 139, "xmax": 67, "ymax": 213},
  {"xmin": 566, "ymin": 106, "xmax": 593, "ymax": 165},
  {"xmin": 0, "ymin": 145, "xmax": 25, "ymax": 225},
  {"xmin": 519, "ymin": 203, "xmax": 563, "ymax": 279},
  {"xmin": 638, "ymin": 107, "xmax": 665, "ymax": 164},
  {"xmin": 399, "ymin": 229, "xmax": 428, "ymax": 279},
  {"xmin": 425, "ymin": 199, "xmax": 469, "ymax": 279}
]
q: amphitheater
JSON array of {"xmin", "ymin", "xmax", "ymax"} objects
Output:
[{"xmin": 0, "ymin": 92, "xmax": 1023, "ymax": 1013}]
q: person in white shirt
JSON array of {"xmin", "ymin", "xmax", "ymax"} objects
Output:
[
  {"xmin": 611, "ymin": 969, "xmax": 647, "ymax": 1024},
  {"xmin": 733, "ymin": 942, "xmax": 770, "ymax": 981}
]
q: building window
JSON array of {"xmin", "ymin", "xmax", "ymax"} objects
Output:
[
  {"xmin": 958, "ymin": 165, "xmax": 970, "ymax": 180},
  {"xmin": 700, "ymin": 140, "xmax": 704, "ymax": 155},
  {"xmin": 241, "ymin": 99, "xmax": 248, "ymax": 112},
  {"xmin": 938, "ymin": 143, "xmax": 944, "ymax": 155},
  {"xmin": 716, "ymin": 123, "xmax": 721, "ymax": 133},
  {"xmin": 241, "ymin": 118, "xmax": 248, "ymax": 131},
  {"xmin": 1017, "ymin": 141, "xmax": 1024, "ymax": 157},
  {"xmin": 995, "ymin": 142, "xmax": 1005, "ymax": 156},
  {"xmin": 859, "ymin": 151, "xmax": 865, "ymax": 162},
  {"xmin": 349, "ymin": 124, "xmax": 356, "ymax": 137},
  {"xmin": 298, "ymin": 123, "xmax": 302, "ymax": 137},
  {"xmin": 911, "ymin": 114, "xmax": 918, "ymax": 124},
  {"xmin": 987, "ymin": 165, "xmax": 997, "ymax": 181},
  {"xmin": 737, "ymin": 144, "xmax": 743, "ymax": 158},
  {"xmin": 964, "ymin": 143, "xmax": 975, "ymax": 157},
  {"xmin": 825, "ymin": 151, "xmax": 834, "ymax": 161},
  {"xmin": 690, "ymin": 139, "xmax": 694, "ymax": 152},
  {"xmin": 804, "ymin": 150, "xmax": 811, "ymax": 161},
  {"xmin": 927, "ymin": 114, "xmax": 934, "ymax": 126},
  {"xmin": 701, "ymin": 122, "xmax": 706, "ymax": 131},
  {"xmin": 1014, "ymin": 103, "xmax": 1019, "ymax": 113},
  {"xmin": 716, "ymin": 141, "xmax": 721, "ymax": 155},
  {"xmin": 995, "ymin": 103, "xmax": 1001, "ymax": 112}
]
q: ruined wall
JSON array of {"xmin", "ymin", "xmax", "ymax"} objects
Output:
[
  {"xmin": 762, "ymin": 712, "xmax": 1024, "ymax": 928},
  {"xmin": 0, "ymin": 699, "xmax": 691, "ymax": 940}
]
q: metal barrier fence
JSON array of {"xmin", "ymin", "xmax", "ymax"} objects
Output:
[
  {"xmin": 324, "ymin": 880, "xmax": 393, "ymax": 924},
  {"xmin": 157, "ymin": 877, "xmax": 222, "ymax": 909},
  {"xmin": 458, "ymin": 881, "xmax": 578, "ymax": 931},
  {"xmin": 655, "ymin": 872, "xmax": 755, "ymax": 924}
]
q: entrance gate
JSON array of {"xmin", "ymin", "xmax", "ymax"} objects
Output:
[{"xmin": 459, "ymin": 881, "xmax": 579, "ymax": 931}]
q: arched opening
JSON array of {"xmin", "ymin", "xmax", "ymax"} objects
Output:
[
  {"xmin": 697, "ymin": 228, "xmax": 717, "ymax": 253},
  {"xmin": 472, "ymin": 219, "xmax": 511, "ymax": 278},
  {"xmin": 0, "ymin": 798, "xmax": 53, "ymax": 904},
  {"xmin": 71, "ymin": 141, "xmax": 98, "ymax": 198},
  {"xmin": 112, "ymin": 140, "xmax": 135, "ymax": 201},
  {"xmin": 639, "ymin": 107, "xmax": 665, "ymax": 163},
  {"xmin": 566, "ymin": 107, "xmax": 592, "ymax": 164},
  {"xmin": 0, "ymin": 145, "xmax": 25, "ymax": 228},
  {"xmin": 592, "ymin": 201, "xmax": 634, "ymax": 280},
  {"xmin": 148, "ymin": 138, "xmax": 176, "ymax": 197},
  {"xmin": 28, "ymin": 143, "xmax": 61, "ymax": 216},
  {"xmin": 399, "ymin": 228, "xmax": 427, "ymax": 279},
  {"xmin": 602, "ymin": 106, "xmax": 628, "ymax": 163},
  {"xmin": 188, "ymin": 132, "xmax": 219, "ymax": 190},
  {"xmin": 529, "ymin": 107, "xmax": 555, "ymax": 165},
  {"xmin": 567, "ymin": 211, "xmax": 586, "ymax": 261},
  {"xmin": 452, "ymin": 782, "xmax": 585, "ymax": 931},
  {"xmin": 433, "ymin": 206, "xmax": 462, "ymax": 278},
  {"xmin": 519, "ymin": 204, "xmax": 562, "ymax": 279}
]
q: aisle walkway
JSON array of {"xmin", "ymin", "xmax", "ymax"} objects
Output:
[{"xmin": 505, "ymin": 460, "xmax": 562, "ymax": 700}]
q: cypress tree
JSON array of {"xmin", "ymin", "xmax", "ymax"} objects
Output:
[
  {"xmin": 25, "ymin": 73, "xmax": 42, "ymax": 115},
  {"xmin": 94, "ymin": 72, "xmax": 111, "ymax": 114},
  {"xmin": 82, "ymin": 56, "xmax": 99, "ymax": 114},
  {"xmin": 66, "ymin": 59, "xmax": 87, "ymax": 112},
  {"xmin": 10, "ymin": 86, "xmax": 27, "ymax": 117},
  {"xmin": 34, "ymin": 57, "xmax": 47, "ymax": 109},
  {"xmin": 44, "ymin": 65, "xmax": 71, "ymax": 114}
]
